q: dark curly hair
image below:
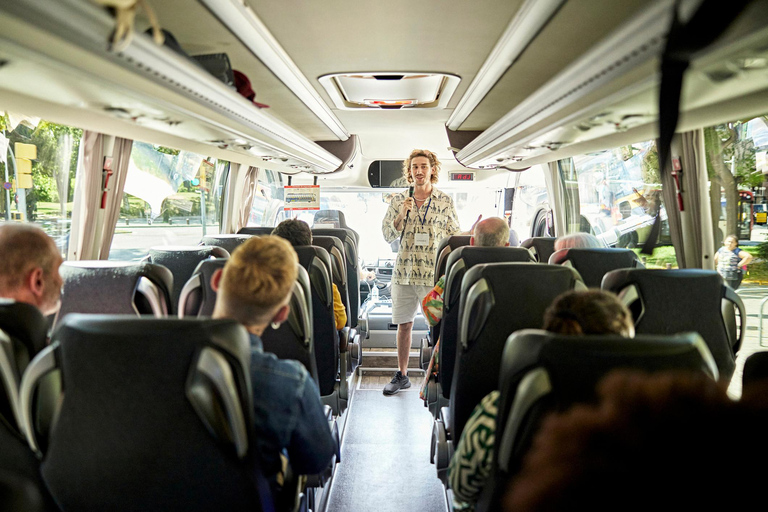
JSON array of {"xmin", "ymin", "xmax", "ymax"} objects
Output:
[
  {"xmin": 271, "ymin": 219, "xmax": 312, "ymax": 247},
  {"xmin": 543, "ymin": 290, "xmax": 633, "ymax": 337}
]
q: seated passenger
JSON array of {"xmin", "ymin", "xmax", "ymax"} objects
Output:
[
  {"xmin": 448, "ymin": 290, "xmax": 633, "ymax": 511},
  {"xmin": 272, "ymin": 219, "xmax": 347, "ymax": 330},
  {"xmin": 0, "ymin": 223, "xmax": 63, "ymax": 316},
  {"xmin": 505, "ymin": 371, "xmax": 768, "ymax": 511},
  {"xmin": 420, "ymin": 217, "xmax": 510, "ymax": 399},
  {"xmin": 211, "ymin": 235, "xmax": 336, "ymax": 484},
  {"xmin": 553, "ymin": 232, "xmax": 603, "ymax": 251}
]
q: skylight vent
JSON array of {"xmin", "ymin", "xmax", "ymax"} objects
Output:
[{"xmin": 319, "ymin": 72, "xmax": 460, "ymax": 110}]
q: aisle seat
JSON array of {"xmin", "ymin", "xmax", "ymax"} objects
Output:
[{"xmin": 432, "ymin": 263, "xmax": 584, "ymax": 484}]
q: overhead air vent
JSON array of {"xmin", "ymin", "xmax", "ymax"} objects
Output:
[{"xmin": 319, "ymin": 72, "xmax": 460, "ymax": 110}]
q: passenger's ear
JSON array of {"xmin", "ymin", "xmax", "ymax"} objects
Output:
[
  {"xmin": 27, "ymin": 267, "xmax": 45, "ymax": 299},
  {"xmin": 272, "ymin": 304, "xmax": 290, "ymax": 325},
  {"xmin": 505, "ymin": 242, "xmax": 510, "ymax": 246},
  {"xmin": 470, "ymin": 237, "xmax": 475, "ymax": 246},
  {"xmin": 211, "ymin": 268, "xmax": 223, "ymax": 292}
]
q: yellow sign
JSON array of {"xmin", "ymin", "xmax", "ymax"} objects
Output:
[
  {"xmin": 16, "ymin": 158, "xmax": 32, "ymax": 175},
  {"xmin": 757, "ymin": 212, "xmax": 767, "ymax": 224},
  {"xmin": 16, "ymin": 175, "xmax": 33, "ymax": 189},
  {"xmin": 14, "ymin": 143, "xmax": 37, "ymax": 160}
]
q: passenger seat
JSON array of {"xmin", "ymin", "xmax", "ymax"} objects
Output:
[
  {"xmin": 19, "ymin": 315, "xmax": 273, "ymax": 512},
  {"xmin": 549, "ymin": 247, "xmax": 643, "ymax": 287}
]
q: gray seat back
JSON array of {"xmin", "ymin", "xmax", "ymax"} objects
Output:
[
  {"xmin": 451, "ymin": 263, "xmax": 585, "ymax": 443},
  {"xmin": 57, "ymin": 261, "xmax": 173, "ymax": 323},
  {"xmin": 200, "ymin": 235, "xmax": 252, "ymax": 255},
  {"xmin": 549, "ymin": 247, "xmax": 643, "ymax": 287},
  {"xmin": 147, "ymin": 246, "xmax": 230, "ymax": 314},
  {"xmin": 521, "ymin": 237, "xmax": 556, "ymax": 263},
  {"xmin": 602, "ymin": 268, "xmax": 745, "ymax": 380},
  {"xmin": 478, "ymin": 329, "xmax": 717, "ymax": 511},
  {"xmin": 20, "ymin": 315, "xmax": 267, "ymax": 512}
]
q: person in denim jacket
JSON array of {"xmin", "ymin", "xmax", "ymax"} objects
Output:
[{"xmin": 211, "ymin": 235, "xmax": 336, "ymax": 485}]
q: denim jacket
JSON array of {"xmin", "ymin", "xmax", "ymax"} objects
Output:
[{"xmin": 249, "ymin": 333, "xmax": 336, "ymax": 478}]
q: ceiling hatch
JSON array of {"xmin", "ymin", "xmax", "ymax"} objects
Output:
[{"xmin": 318, "ymin": 72, "xmax": 460, "ymax": 110}]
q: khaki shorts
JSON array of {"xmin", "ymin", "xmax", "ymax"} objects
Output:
[{"xmin": 391, "ymin": 283, "xmax": 433, "ymax": 325}]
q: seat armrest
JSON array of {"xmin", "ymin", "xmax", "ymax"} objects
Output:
[
  {"xmin": 432, "ymin": 416, "xmax": 453, "ymax": 486},
  {"xmin": 439, "ymin": 406, "xmax": 451, "ymax": 437},
  {"xmin": 339, "ymin": 327, "xmax": 350, "ymax": 353}
]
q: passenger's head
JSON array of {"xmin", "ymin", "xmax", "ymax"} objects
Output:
[
  {"xmin": 0, "ymin": 223, "xmax": 63, "ymax": 315},
  {"xmin": 554, "ymin": 233, "xmax": 602, "ymax": 251},
  {"xmin": 212, "ymin": 236, "xmax": 298, "ymax": 334},
  {"xmin": 402, "ymin": 149, "xmax": 441, "ymax": 185},
  {"xmin": 471, "ymin": 217, "xmax": 510, "ymax": 247},
  {"xmin": 543, "ymin": 290, "xmax": 634, "ymax": 337},
  {"xmin": 272, "ymin": 219, "xmax": 312, "ymax": 247},
  {"xmin": 506, "ymin": 371, "xmax": 768, "ymax": 511}
]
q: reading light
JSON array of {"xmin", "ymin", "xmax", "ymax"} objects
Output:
[{"xmin": 199, "ymin": 0, "xmax": 349, "ymax": 141}]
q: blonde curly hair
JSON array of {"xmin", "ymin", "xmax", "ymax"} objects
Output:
[{"xmin": 402, "ymin": 149, "xmax": 441, "ymax": 184}]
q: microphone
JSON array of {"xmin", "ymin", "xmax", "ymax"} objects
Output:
[{"xmin": 400, "ymin": 186, "xmax": 414, "ymax": 244}]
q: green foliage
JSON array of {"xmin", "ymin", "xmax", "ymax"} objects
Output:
[
  {"xmin": 32, "ymin": 172, "xmax": 58, "ymax": 202},
  {"xmin": 756, "ymin": 241, "xmax": 768, "ymax": 262},
  {"xmin": 641, "ymin": 145, "xmax": 660, "ymax": 184}
]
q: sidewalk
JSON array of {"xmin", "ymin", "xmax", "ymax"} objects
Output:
[{"xmin": 728, "ymin": 282, "xmax": 768, "ymax": 398}]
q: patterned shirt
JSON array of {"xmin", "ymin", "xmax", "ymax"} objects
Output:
[
  {"xmin": 449, "ymin": 390, "xmax": 499, "ymax": 510},
  {"xmin": 382, "ymin": 188, "xmax": 460, "ymax": 286}
]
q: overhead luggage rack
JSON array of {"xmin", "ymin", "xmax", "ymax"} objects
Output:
[{"xmin": 0, "ymin": 0, "xmax": 343, "ymax": 173}]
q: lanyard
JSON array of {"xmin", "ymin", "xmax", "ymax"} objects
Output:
[{"xmin": 415, "ymin": 197, "xmax": 432, "ymax": 226}]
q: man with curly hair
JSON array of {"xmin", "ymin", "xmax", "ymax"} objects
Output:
[{"xmin": 381, "ymin": 149, "xmax": 461, "ymax": 395}]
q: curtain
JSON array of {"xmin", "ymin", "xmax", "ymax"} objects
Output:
[
  {"xmin": 680, "ymin": 129, "xmax": 715, "ymax": 269},
  {"xmin": 67, "ymin": 131, "xmax": 104, "ymax": 261},
  {"xmin": 99, "ymin": 137, "xmax": 133, "ymax": 259},
  {"xmin": 235, "ymin": 166, "xmax": 259, "ymax": 234}
]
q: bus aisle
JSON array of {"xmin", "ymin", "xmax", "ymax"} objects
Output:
[{"xmin": 326, "ymin": 369, "xmax": 447, "ymax": 512}]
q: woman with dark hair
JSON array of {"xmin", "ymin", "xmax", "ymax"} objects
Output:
[{"xmin": 448, "ymin": 290, "xmax": 633, "ymax": 511}]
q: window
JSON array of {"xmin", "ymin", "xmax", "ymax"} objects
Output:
[
  {"xmin": 246, "ymin": 169, "xmax": 284, "ymax": 228},
  {"xmin": 558, "ymin": 140, "xmax": 669, "ymax": 250},
  {"xmin": 109, "ymin": 142, "xmax": 229, "ymax": 260},
  {"xmin": 509, "ymin": 165, "xmax": 550, "ymax": 240},
  {"xmin": 0, "ymin": 113, "xmax": 82, "ymax": 258},
  {"xmin": 703, "ymin": 115, "xmax": 768, "ymax": 244}
]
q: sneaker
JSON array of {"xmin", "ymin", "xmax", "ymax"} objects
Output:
[{"xmin": 383, "ymin": 371, "xmax": 411, "ymax": 395}]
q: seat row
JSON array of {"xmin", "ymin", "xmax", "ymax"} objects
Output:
[{"xmin": 424, "ymin": 234, "xmax": 746, "ymax": 511}]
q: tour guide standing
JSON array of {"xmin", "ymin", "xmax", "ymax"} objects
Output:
[{"xmin": 381, "ymin": 149, "xmax": 460, "ymax": 395}]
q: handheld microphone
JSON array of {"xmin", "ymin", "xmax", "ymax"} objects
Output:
[{"xmin": 400, "ymin": 186, "xmax": 414, "ymax": 244}]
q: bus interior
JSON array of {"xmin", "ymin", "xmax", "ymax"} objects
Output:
[{"xmin": 1, "ymin": 0, "xmax": 768, "ymax": 510}]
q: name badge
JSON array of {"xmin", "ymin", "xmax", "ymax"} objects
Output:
[{"xmin": 414, "ymin": 232, "xmax": 429, "ymax": 247}]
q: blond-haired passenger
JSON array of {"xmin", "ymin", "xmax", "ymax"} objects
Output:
[{"xmin": 211, "ymin": 236, "xmax": 336, "ymax": 485}]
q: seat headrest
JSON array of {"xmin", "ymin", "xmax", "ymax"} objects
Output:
[{"xmin": 0, "ymin": 299, "xmax": 48, "ymax": 357}]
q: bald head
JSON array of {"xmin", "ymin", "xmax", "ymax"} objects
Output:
[
  {"xmin": 0, "ymin": 223, "xmax": 63, "ymax": 315},
  {"xmin": 472, "ymin": 217, "xmax": 510, "ymax": 247}
]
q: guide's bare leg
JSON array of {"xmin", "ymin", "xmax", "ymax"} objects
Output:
[{"xmin": 397, "ymin": 321, "xmax": 413, "ymax": 374}]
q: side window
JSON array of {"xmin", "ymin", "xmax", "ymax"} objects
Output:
[
  {"xmin": 558, "ymin": 141, "xmax": 668, "ymax": 249},
  {"xmin": 509, "ymin": 164, "xmax": 550, "ymax": 240},
  {"xmin": 109, "ymin": 142, "xmax": 228, "ymax": 260},
  {"xmin": 246, "ymin": 169, "xmax": 284, "ymax": 228},
  {"xmin": 0, "ymin": 114, "xmax": 82, "ymax": 258}
]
